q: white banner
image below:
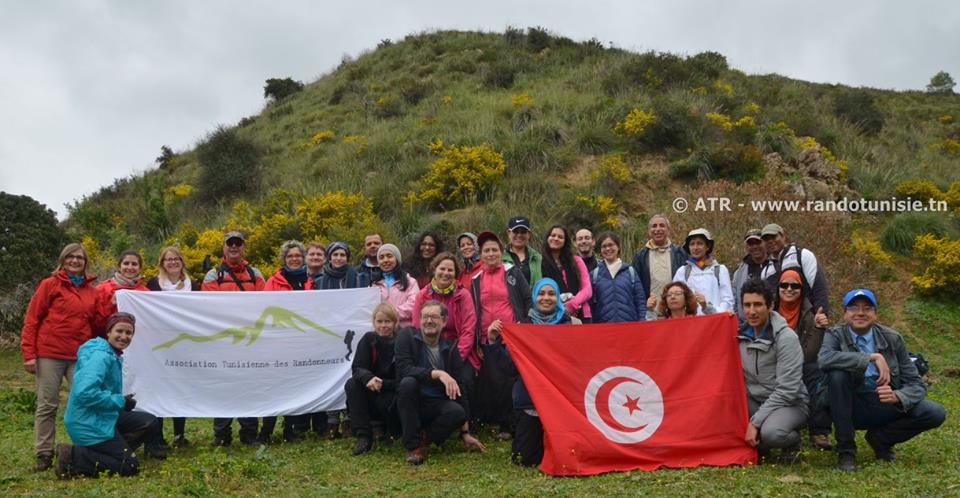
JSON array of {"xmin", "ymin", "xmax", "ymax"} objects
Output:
[{"xmin": 116, "ymin": 288, "xmax": 380, "ymax": 417}]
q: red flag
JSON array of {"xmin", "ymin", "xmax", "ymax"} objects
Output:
[{"xmin": 502, "ymin": 313, "xmax": 755, "ymax": 476}]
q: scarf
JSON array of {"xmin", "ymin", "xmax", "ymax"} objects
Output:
[
  {"xmin": 431, "ymin": 277, "xmax": 456, "ymax": 296},
  {"xmin": 158, "ymin": 272, "xmax": 191, "ymax": 291},
  {"xmin": 605, "ymin": 258, "xmax": 623, "ymax": 277},
  {"xmin": 321, "ymin": 262, "xmax": 357, "ymax": 289},
  {"xmin": 282, "ymin": 266, "xmax": 308, "ymax": 290},
  {"xmin": 777, "ymin": 269, "xmax": 803, "ymax": 330},
  {"xmin": 68, "ymin": 273, "xmax": 86, "ymax": 287},
  {"xmin": 527, "ymin": 278, "xmax": 566, "ymax": 324},
  {"xmin": 112, "ymin": 272, "xmax": 142, "ymax": 288},
  {"xmin": 645, "ymin": 238, "xmax": 673, "ymax": 252},
  {"xmin": 687, "ymin": 256, "xmax": 713, "ymax": 269}
]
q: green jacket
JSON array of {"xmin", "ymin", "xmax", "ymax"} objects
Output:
[{"xmin": 502, "ymin": 246, "xmax": 542, "ymax": 285}]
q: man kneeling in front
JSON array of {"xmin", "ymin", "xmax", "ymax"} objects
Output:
[
  {"xmin": 395, "ymin": 301, "xmax": 485, "ymax": 464},
  {"xmin": 819, "ymin": 288, "xmax": 946, "ymax": 471}
]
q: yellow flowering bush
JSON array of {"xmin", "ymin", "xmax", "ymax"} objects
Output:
[
  {"xmin": 912, "ymin": 234, "xmax": 960, "ymax": 298},
  {"xmin": 416, "ymin": 140, "xmax": 506, "ymax": 209},
  {"xmin": 343, "ymin": 135, "xmax": 368, "ymax": 155},
  {"xmin": 896, "ymin": 179, "xmax": 960, "ymax": 214},
  {"xmin": 81, "ymin": 235, "xmax": 116, "ymax": 279},
  {"xmin": 846, "ymin": 233, "xmax": 893, "ymax": 267},
  {"xmin": 588, "ymin": 154, "xmax": 631, "ymax": 195},
  {"xmin": 938, "ymin": 115, "xmax": 954, "ymax": 124},
  {"xmin": 745, "ymin": 102, "xmax": 761, "ymax": 115},
  {"xmin": 166, "ymin": 183, "xmax": 194, "ymax": 198},
  {"xmin": 713, "ymin": 80, "xmax": 733, "ymax": 96},
  {"xmin": 574, "ymin": 194, "xmax": 620, "ymax": 228},
  {"xmin": 307, "ymin": 130, "xmax": 335, "ymax": 147},
  {"xmin": 441, "ymin": 95, "xmax": 453, "ymax": 105},
  {"xmin": 706, "ymin": 112, "xmax": 734, "ymax": 131},
  {"xmin": 511, "ymin": 93, "xmax": 533, "ymax": 108},
  {"xmin": 614, "ymin": 108, "xmax": 656, "ymax": 136},
  {"xmin": 932, "ymin": 138, "xmax": 960, "ymax": 155}
]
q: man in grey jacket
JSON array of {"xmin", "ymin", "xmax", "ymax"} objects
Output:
[
  {"xmin": 732, "ymin": 228, "xmax": 772, "ymax": 320},
  {"xmin": 819, "ymin": 288, "xmax": 946, "ymax": 471},
  {"xmin": 737, "ymin": 279, "xmax": 808, "ymax": 464}
]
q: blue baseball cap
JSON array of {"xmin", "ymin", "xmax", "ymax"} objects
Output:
[{"xmin": 843, "ymin": 288, "xmax": 877, "ymax": 308}]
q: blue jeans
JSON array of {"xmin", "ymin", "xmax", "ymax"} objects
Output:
[{"xmin": 825, "ymin": 370, "xmax": 946, "ymax": 456}]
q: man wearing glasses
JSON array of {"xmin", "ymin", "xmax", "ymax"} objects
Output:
[{"xmin": 819, "ymin": 288, "xmax": 946, "ymax": 471}]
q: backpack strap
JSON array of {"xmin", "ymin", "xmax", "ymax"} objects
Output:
[{"xmin": 684, "ymin": 264, "xmax": 692, "ymax": 281}]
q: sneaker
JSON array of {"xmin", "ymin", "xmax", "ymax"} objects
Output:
[
  {"xmin": 34, "ymin": 453, "xmax": 53, "ymax": 472},
  {"xmin": 809, "ymin": 434, "xmax": 833, "ymax": 450},
  {"xmin": 172, "ymin": 435, "xmax": 191, "ymax": 448},
  {"xmin": 837, "ymin": 453, "xmax": 858, "ymax": 472},
  {"xmin": 352, "ymin": 437, "xmax": 372, "ymax": 456},
  {"xmin": 54, "ymin": 444, "xmax": 73, "ymax": 479},
  {"xmin": 865, "ymin": 431, "xmax": 896, "ymax": 462}
]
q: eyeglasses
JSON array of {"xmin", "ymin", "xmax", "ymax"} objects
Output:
[
  {"xmin": 846, "ymin": 305, "xmax": 875, "ymax": 313},
  {"xmin": 64, "ymin": 255, "xmax": 86, "ymax": 261},
  {"xmin": 421, "ymin": 314, "xmax": 443, "ymax": 321},
  {"xmin": 779, "ymin": 283, "xmax": 802, "ymax": 290},
  {"xmin": 666, "ymin": 291, "xmax": 685, "ymax": 297},
  {"xmin": 162, "ymin": 258, "xmax": 181, "ymax": 263}
]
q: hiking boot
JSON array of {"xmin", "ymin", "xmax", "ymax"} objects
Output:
[
  {"xmin": 326, "ymin": 423, "xmax": 341, "ymax": 440},
  {"xmin": 837, "ymin": 453, "xmax": 858, "ymax": 472},
  {"xmin": 865, "ymin": 431, "xmax": 896, "ymax": 462},
  {"xmin": 145, "ymin": 446, "xmax": 168, "ymax": 460},
  {"xmin": 172, "ymin": 435, "xmax": 191, "ymax": 448},
  {"xmin": 54, "ymin": 444, "xmax": 73, "ymax": 479},
  {"xmin": 283, "ymin": 431, "xmax": 303, "ymax": 444},
  {"xmin": 352, "ymin": 437, "xmax": 372, "ymax": 456},
  {"xmin": 211, "ymin": 436, "xmax": 232, "ymax": 447},
  {"xmin": 496, "ymin": 431, "xmax": 513, "ymax": 441},
  {"xmin": 405, "ymin": 444, "xmax": 427, "ymax": 465},
  {"xmin": 809, "ymin": 434, "xmax": 832, "ymax": 450},
  {"xmin": 35, "ymin": 453, "xmax": 53, "ymax": 472}
]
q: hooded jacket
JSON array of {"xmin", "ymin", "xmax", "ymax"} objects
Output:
[
  {"xmin": 590, "ymin": 262, "xmax": 646, "ymax": 323},
  {"xmin": 373, "ymin": 273, "xmax": 420, "ymax": 327},
  {"xmin": 202, "ymin": 261, "xmax": 266, "ymax": 291},
  {"xmin": 95, "ymin": 277, "xmax": 149, "ymax": 332},
  {"xmin": 394, "ymin": 327, "xmax": 471, "ymax": 416},
  {"xmin": 64, "ymin": 337, "xmax": 126, "ymax": 446},
  {"xmin": 264, "ymin": 268, "xmax": 315, "ymax": 291},
  {"xmin": 412, "ymin": 283, "xmax": 480, "ymax": 370},
  {"xmin": 351, "ymin": 331, "xmax": 397, "ymax": 392},
  {"xmin": 673, "ymin": 259, "xmax": 735, "ymax": 313},
  {"xmin": 20, "ymin": 270, "xmax": 99, "ymax": 362},
  {"xmin": 502, "ymin": 246, "xmax": 543, "ymax": 284},
  {"xmin": 470, "ymin": 263, "xmax": 532, "ymax": 347},
  {"xmin": 738, "ymin": 311, "xmax": 809, "ymax": 428}
]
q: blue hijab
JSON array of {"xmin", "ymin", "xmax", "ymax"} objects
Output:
[{"xmin": 527, "ymin": 278, "xmax": 566, "ymax": 324}]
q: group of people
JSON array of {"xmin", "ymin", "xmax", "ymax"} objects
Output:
[{"xmin": 19, "ymin": 214, "xmax": 946, "ymax": 478}]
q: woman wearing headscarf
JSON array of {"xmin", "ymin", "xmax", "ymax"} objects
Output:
[
  {"xmin": 95, "ymin": 250, "xmax": 150, "ymax": 331},
  {"xmin": 456, "ymin": 232, "xmax": 482, "ymax": 288},
  {"xmin": 470, "ymin": 231, "xmax": 531, "ymax": 440},
  {"xmin": 539, "ymin": 224, "xmax": 592, "ymax": 322},
  {"xmin": 56, "ymin": 312, "xmax": 165, "ymax": 479},
  {"xmin": 145, "ymin": 246, "xmax": 199, "ymax": 448},
  {"xmin": 672, "ymin": 228, "xmax": 734, "ymax": 313},
  {"xmin": 412, "ymin": 252, "xmax": 480, "ymax": 372},
  {"xmin": 20, "ymin": 243, "xmax": 99, "ymax": 471},
  {"xmin": 774, "ymin": 269, "xmax": 832, "ymax": 450},
  {"xmin": 589, "ymin": 232, "xmax": 646, "ymax": 323},
  {"xmin": 372, "ymin": 243, "xmax": 420, "ymax": 327},
  {"xmin": 403, "ymin": 232, "xmax": 444, "ymax": 289},
  {"xmin": 317, "ymin": 241, "xmax": 363, "ymax": 289},
  {"xmin": 485, "ymin": 278, "xmax": 580, "ymax": 467}
]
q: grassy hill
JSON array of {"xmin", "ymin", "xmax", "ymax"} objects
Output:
[{"xmin": 53, "ymin": 28, "xmax": 960, "ymax": 312}]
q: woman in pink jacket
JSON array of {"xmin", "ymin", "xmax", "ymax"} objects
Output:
[
  {"xmin": 540, "ymin": 225, "xmax": 592, "ymax": 322},
  {"xmin": 412, "ymin": 252, "xmax": 480, "ymax": 371},
  {"xmin": 372, "ymin": 244, "xmax": 419, "ymax": 327}
]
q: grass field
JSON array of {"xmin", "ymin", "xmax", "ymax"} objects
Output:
[{"xmin": 1, "ymin": 297, "xmax": 958, "ymax": 497}]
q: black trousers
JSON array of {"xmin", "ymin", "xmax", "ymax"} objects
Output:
[
  {"xmin": 825, "ymin": 369, "xmax": 946, "ymax": 456},
  {"xmin": 345, "ymin": 377, "xmax": 398, "ymax": 439},
  {"xmin": 802, "ymin": 362, "xmax": 833, "ymax": 436},
  {"xmin": 397, "ymin": 377, "xmax": 466, "ymax": 451},
  {"xmin": 512, "ymin": 410, "xmax": 544, "ymax": 467},
  {"xmin": 213, "ymin": 417, "xmax": 262, "ymax": 444},
  {"xmin": 68, "ymin": 410, "xmax": 162, "ymax": 477},
  {"xmin": 475, "ymin": 353, "xmax": 515, "ymax": 432},
  {"xmin": 157, "ymin": 417, "xmax": 187, "ymax": 440}
]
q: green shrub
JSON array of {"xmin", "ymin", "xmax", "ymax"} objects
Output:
[
  {"xmin": 688, "ymin": 51, "xmax": 728, "ymax": 80},
  {"xmin": 263, "ymin": 77, "xmax": 304, "ymax": 102},
  {"xmin": 832, "ymin": 89, "xmax": 884, "ymax": 135},
  {"xmin": 640, "ymin": 96, "xmax": 699, "ymax": 151},
  {"xmin": 669, "ymin": 150, "xmax": 711, "ymax": 180},
  {"xmin": 395, "ymin": 76, "xmax": 431, "ymax": 105},
  {"xmin": 707, "ymin": 142, "xmax": 764, "ymax": 183},
  {"xmin": 482, "ymin": 61, "xmax": 517, "ymax": 89},
  {"xmin": 881, "ymin": 212, "xmax": 957, "ymax": 255},
  {"xmin": 197, "ymin": 126, "xmax": 263, "ymax": 202}
]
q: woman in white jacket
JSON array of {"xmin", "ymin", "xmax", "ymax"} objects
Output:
[{"xmin": 672, "ymin": 228, "xmax": 734, "ymax": 313}]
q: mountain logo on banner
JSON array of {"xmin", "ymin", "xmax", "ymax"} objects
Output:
[
  {"xmin": 583, "ymin": 366, "xmax": 665, "ymax": 444},
  {"xmin": 153, "ymin": 306, "xmax": 343, "ymax": 351}
]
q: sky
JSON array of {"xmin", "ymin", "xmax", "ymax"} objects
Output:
[{"xmin": 1, "ymin": 0, "xmax": 958, "ymax": 220}]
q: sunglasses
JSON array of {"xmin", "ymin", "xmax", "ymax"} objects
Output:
[
  {"xmin": 779, "ymin": 283, "xmax": 802, "ymax": 290},
  {"xmin": 225, "ymin": 240, "xmax": 244, "ymax": 247}
]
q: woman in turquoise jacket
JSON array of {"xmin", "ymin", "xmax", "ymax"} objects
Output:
[{"xmin": 56, "ymin": 312, "xmax": 165, "ymax": 479}]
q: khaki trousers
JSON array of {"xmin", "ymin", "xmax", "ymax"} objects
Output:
[{"xmin": 34, "ymin": 358, "xmax": 75, "ymax": 456}]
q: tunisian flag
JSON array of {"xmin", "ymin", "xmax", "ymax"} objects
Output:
[{"xmin": 501, "ymin": 313, "xmax": 755, "ymax": 476}]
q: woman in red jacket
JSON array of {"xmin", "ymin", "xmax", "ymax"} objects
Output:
[
  {"xmin": 95, "ymin": 250, "xmax": 149, "ymax": 332},
  {"xmin": 20, "ymin": 243, "xmax": 99, "ymax": 471},
  {"xmin": 412, "ymin": 252, "xmax": 479, "ymax": 372}
]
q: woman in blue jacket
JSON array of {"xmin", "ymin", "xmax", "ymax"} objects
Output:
[
  {"xmin": 56, "ymin": 312, "xmax": 164, "ymax": 479},
  {"xmin": 589, "ymin": 232, "xmax": 646, "ymax": 323}
]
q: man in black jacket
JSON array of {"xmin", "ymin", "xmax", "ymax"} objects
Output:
[
  {"xmin": 395, "ymin": 301, "xmax": 485, "ymax": 464},
  {"xmin": 631, "ymin": 214, "xmax": 687, "ymax": 303}
]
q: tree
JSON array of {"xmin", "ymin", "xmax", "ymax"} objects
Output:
[
  {"xmin": 926, "ymin": 71, "xmax": 956, "ymax": 94},
  {"xmin": 263, "ymin": 77, "xmax": 304, "ymax": 102},
  {"xmin": 832, "ymin": 89, "xmax": 885, "ymax": 135},
  {"xmin": 156, "ymin": 145, "xmax": 175, "ymax": 169},
  {"xmin": 0, "ymin": 192, "xmax": 65, "ymax": 290},
  {"xmin": 196, "ymin": 126, "xmax": 263, "ymax": 202}
]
